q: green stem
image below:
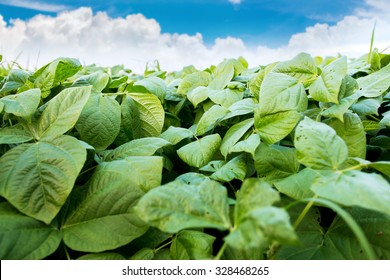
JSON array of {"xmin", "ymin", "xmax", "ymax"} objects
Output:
[
  {"xmin": 368, "ymin": 114, "xmax": 381, "ymax": 122},
  {"xmin": 214, "ymin": 242, "xmax": 227, "ymax": 260},
  {"xmin": 63, "ymin": 244, "xmax": 71, "ymax": 260},
  {"xmin": 78, "ymin": 166, "xmax": 97, "ymax": 177},
  {"xmin": 294, "ymin": 195, "xmax": 318, "ymax": 229},
  {"xmin": 154, "ymin": 239, "xmax": 173, "ymax": 253}
]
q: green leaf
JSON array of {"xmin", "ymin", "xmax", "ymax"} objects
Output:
[
  {"xmin": 272, "ymin": 53, "xmax": 318, "ymax": 87},
  {"xmin": 309, "ymin": 56, "xmax": 347, "ymax": 103},
  {"xmin": 0, "ymin": 124, "xmax": 33, "ymax": 144},
  {"xmin": 208, "ymin": 88, "xmax": 243, "ymax": 108},
  {"xmin": 255, "ymin": 110, "xmax": 301, "ymax": 144},
  {"xmin": 351, "ymin": 97, "xmax": 381, "ymax": 116},
  {"xmin": 135, "ymin": 179, "xmax": 231, "ymax": 233},
  {"xmin": 125, "ymin": 92, "xmax": 165, "ymax": 138},
  {"xmin": 33, "ymin": 58, "xmax": 82, "ymax": 98},
  {"xmin": 247, "ymin": 207, "xmax": 298, "ymax": 245},
  {"xmin": 134, "ymin": 76, "xmax": 169, "ymax": 102},
  {"xmin": 160, "ymin": 126, "xmax": 194, "ymax": 145},
  {"xmin": 104, "ymin": 137, "xmax": 170, "ymax": 161},
  {"xmin": 62, "ymin": 160, "xmax": 149, "ymax": 252},
  {"xmin": 220, "ymin": 118, "xmax": 254, "ymax": 158},
  {"xmin": 171, "ymin": 230, "xmax": 215, "ymax": 260},
  {"xmin": 225, "ymin": 219, "xmax": 266, "ymax": 250},
  {"xmin": 0, "ymin": 202, "xmax": 62, "ymax": 260},
  {"xmin": 357, "ymin": 62, "xmax": 390, "ymax": 97},
  {"xmin": 195, "ymin": 105, "xmax": 229, "ymax": 136},
  {"xmin": 379, "ymin": 111, "xmax": 390, "ymax": 127},
  {"xmin": 325, "ymin": 113, "xmax": 366, "ymax": 159},
  {"xmin": 130, "ymin": 248, "xmax": 155, "ymax": 260},
  {"xmin": 37, "ymin": 86, "xmax": 91, "ymax": 139},
  {"xmin": 177, "ymin": 134, "xmax": 221, "ymax": 168},
  {"xmin": 187, "ymin": 86, "xmax": 210, "ymax": 107},
  {"xmin": 77, "ymin": 252, "xmax": 126, "ymax": 260},
  {"xmin": 254, "ymin": 143, "xmax": 299, "ymax": 181},
  {"xmin": 367, "ymin": 161, "xmax": 390, "ymax": 177},
  {"xmin": 76, "ymin": 94, "xmax": 121, "ymax": 151},
  {"xmin": 209, "ymin": 59, "xmax": 235, "ymax": 90},
  {"xmin": 124, "ymin": 156, "xmax": 163, "ymax": 192},
  {"xmin": 0, "ymin": 135, "xmax": 86, "ymax": 224},
  {"xmin": 259, "ymin": 73, "xmax": 308, "ymax": 116},
  {"xmin": 235, "ymin": 178, "xmax": 280, "ymax": 222},
  {"xmin": 0, "ymin": 69, "xmax": 30, "ymax": 96},
  {"xmin": 222, "ymin": 98, "xmax": 255, "ymax": 120},
  {"xmin": 229, "ymin": 133, "xmax": 260, "ymax": 157},
  {"xmin": 73, "ymin": 72, "xmax": 110, "ymax": 93},
  {"xmin": 274, "ymin": 168, "xmax": 317, "ymax": 200},
  {"xmin": 294, "ymin": 117, "xmax": 348, "ymax": 169},
  {"xmin": 210, "ymin": 154, "xmax": 247, "ymax": 182},
  {"xmin": 312, "ymin": 170, "xmax": 390, "ymax": 216},
  {"xmin": 0, "ymin": 88, "xmax": 41, "ymax": 117},
  {"xmin": 177, "ymin": 71, "xmax": 211, "ymax": 95},
  {"xmin": 320, "ymin": 91, "xmax": 362, "ymax": 122}
]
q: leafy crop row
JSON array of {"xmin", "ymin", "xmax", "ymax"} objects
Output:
[{"xmin": 0, "ymin": 51, "xmax": 389, "ymax": 260}]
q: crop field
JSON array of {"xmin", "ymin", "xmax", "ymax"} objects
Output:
[{"xmin": 0, "ymin": 51, "xmax": 389, "ymax": 260}]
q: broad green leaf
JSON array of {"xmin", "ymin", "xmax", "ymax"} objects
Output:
[
  {"xmin": 209, "ymin": 59, "xmax": 235, "ymax": 90},
  {"xmin": 130, "ymin": 248, "xmax": 155, "ymax": 260},
  {"xmin": 351, "ymin": 97, "xmax": 381, "ymax": 116},
  {"xmin": 0, "ymin": 69, "xmax": 30, "ymax": 96},
  {"xmin": 229, "ymin": 133, "xmax": 260, "ymax": 157},
  {"xmin": 255, "ymin": 110, "xmax": 301, "ymax": 144},
  {"xmin": 0, "ymin": 101, "xmax": 3, "ymax": 112},
  {"xmin": 254, "ymin": 143, "xmax": 299, "ymax": 181},
  {"xmin": 338, "ymin": 74, "xmax": 359, "ymax": 100},
  {"xmin": 222, "ymin": 98, "xmax": 255, "ymax": 120},
  {"xmin": 225, "ymin": 219, "xmax": 266, "ymax": 250},
  {"xmin": 33, "ymin": 57, "xmax": 82, "ymax": 98},
  {"xmin": 208, "ymin": 88, "xmax": 243, "ymax": 108},
  {"xmin": 247, "ymin": 207, "xmax": 298, "ymax": 245},
  {"xmin": 324, "ymin": 207, "xmax": 390, "ymax": 259},
  {"xmin": 78, "ymin": 252, "xmax": 126, "ymax": 260},
  {"xmin": 0, "ymin": 88, "xmax": 41, "ymax": 117},
  {"xmin": 175, "ymin": 172, "xmax": 210, "ymax": 185},
  {"xmin": 362, "ymin": 120, "xmax": 382, "ymax": 131},
  {"xmin": 259, "ymin": 73, "xmax": 308, "ymax": 116},
  {"xmin": 325, "ymin": 113, "xmax": 366, "ymax": 159},
  {"xmin": 248, "ymin": 62, "xmax": 277, "ymax": 99},
  {"xmin": 379, "ymin": 111, "xmax": 390, "ymax": 127},
  {"xmin": 320, "ymin": 91, "xmax": 362, "ymax": 122},
  {"xmin": 357, "ymin": 62, "xmax": 390, "ymax": 97},
  {"xmin": 294, "ymin": 117, "xmax": 348, "ymax": 169},
  {"xmin": 0, "ymin": 202, "xmax": 62, "ymax": 260},
  {"xmin": 210, "ymin": 154, "xmax": 247, "ymax": 182},
  {"xmin": 73, "ymin": 72, "xmax": 110, "ymax": 92},
  {"xmin": 274, "ymin": 168, "xmax": 317, "ymax": 200},
  {"xmin": 135, "ymin": 179, "xmax": 231, "ymax": 233},
  {"xmin": 62, "ymin": 160, "xmax": 149, "ymax": 252},
  {"xmin": 235, "ymin": 178, "xmax": 280, "ymax": 222},
  {"xmin": 160, "ymin": 126, "xmax": 193, "ymax": 145},
  {"xmin": 37, "ymin": 86, "xmax": 91, "ymax": 139},
  {"xmin": 104, "ymin": 137, "xmax": 170, "ymax": 161},
  {"xmin": 367, "ymin": 161, "xmax": 390, "ymax": 177},
  {"xmin": 0, "ymin": 135, "xmax": 86, "ymax": 224},
  {"xmin": 177, "ymin": 134, "xmax": 221, "ymax": 168},
  {"xmin": 220, "ymin": 118, "xmax": 254, "ymax": 158},
  {"xmin": 199, "ymin": 160, "xmax": 224, "ymax": 172},
  {"xmin": 134, "ymin": 76, "xmax": 169, "ymax": 101},
  {"xmin": 312, "ymin": 170, "xmax": 390, "ymax": 216},
  {"xmin": 222, "ymin": 243, "xmax": 264, "ymax": 260},
  {"xmin": 124, "ymin": 156, "xmax": 163, "ymax": 192},
  {"xmin": 76, "ymin": 94, "xmax": 121, "ymax": 151},
  {"xmin": 195, "ymin": 105, "xmax": 229, "ymax": 135},
  {"xmin": 177, "ymin": 71, "xmax": 211, "ymax": 95},
  {"xmin": 272, "ymin": 53, "xmax": 318, "ymax": 87},
  {"xmin": 125, "ymin": 92, "xmax": 165, "ymax": 138},
  {"xmin": 0, "ymin": 124, "xmax": 33, "ymax": 144},
  {"xmin": 170, "ymin": 230, "xmax": 215, "ymax": 260},
  {"xmin": 187, "ymin": 86, "xmax": 210, "ymax": 107},
  {"xmin": 309, "ymin": 57, "xmax": 347, "ymax": 103}
]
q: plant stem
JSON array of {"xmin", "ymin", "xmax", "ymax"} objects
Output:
[
  {"xmin": 63, "ymin": 244, "xmax": 71, "ymax": 260},
  {"xmin": 214, "ymin": 242, "xmax": 227, "ymax": 260},
  {"xmin": 154, "ymin": 239, "xmax": 173, "ymax": 252},
  {"xmin": 294, "ymin": 195, "xmax": 318, "ymax": 229}
]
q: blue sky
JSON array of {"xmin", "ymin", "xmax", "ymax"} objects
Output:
[
  {"xmin": 0, "ymin": 0, "xmax": 366, "ymax": 47},
  {"xmin": 0, "ymin": 0, "xmax": 388, "ymax": 72}
]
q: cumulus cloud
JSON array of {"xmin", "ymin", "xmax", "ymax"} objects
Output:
[
  {"xmin": 228, "ymin": 0, "xmax": 242, "ymax": 4},
  {"xmin": 0, "ymin": 1, "xmax": 389, "ymax": 73}
]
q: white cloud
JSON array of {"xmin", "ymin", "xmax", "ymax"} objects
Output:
[
  {"xmin": 0, "ymin": 0, "xmax": 70, "ymax": 13},
  {"xmin": 0, "ymin": 1, "xmax": 389, "ymax": 73}
]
